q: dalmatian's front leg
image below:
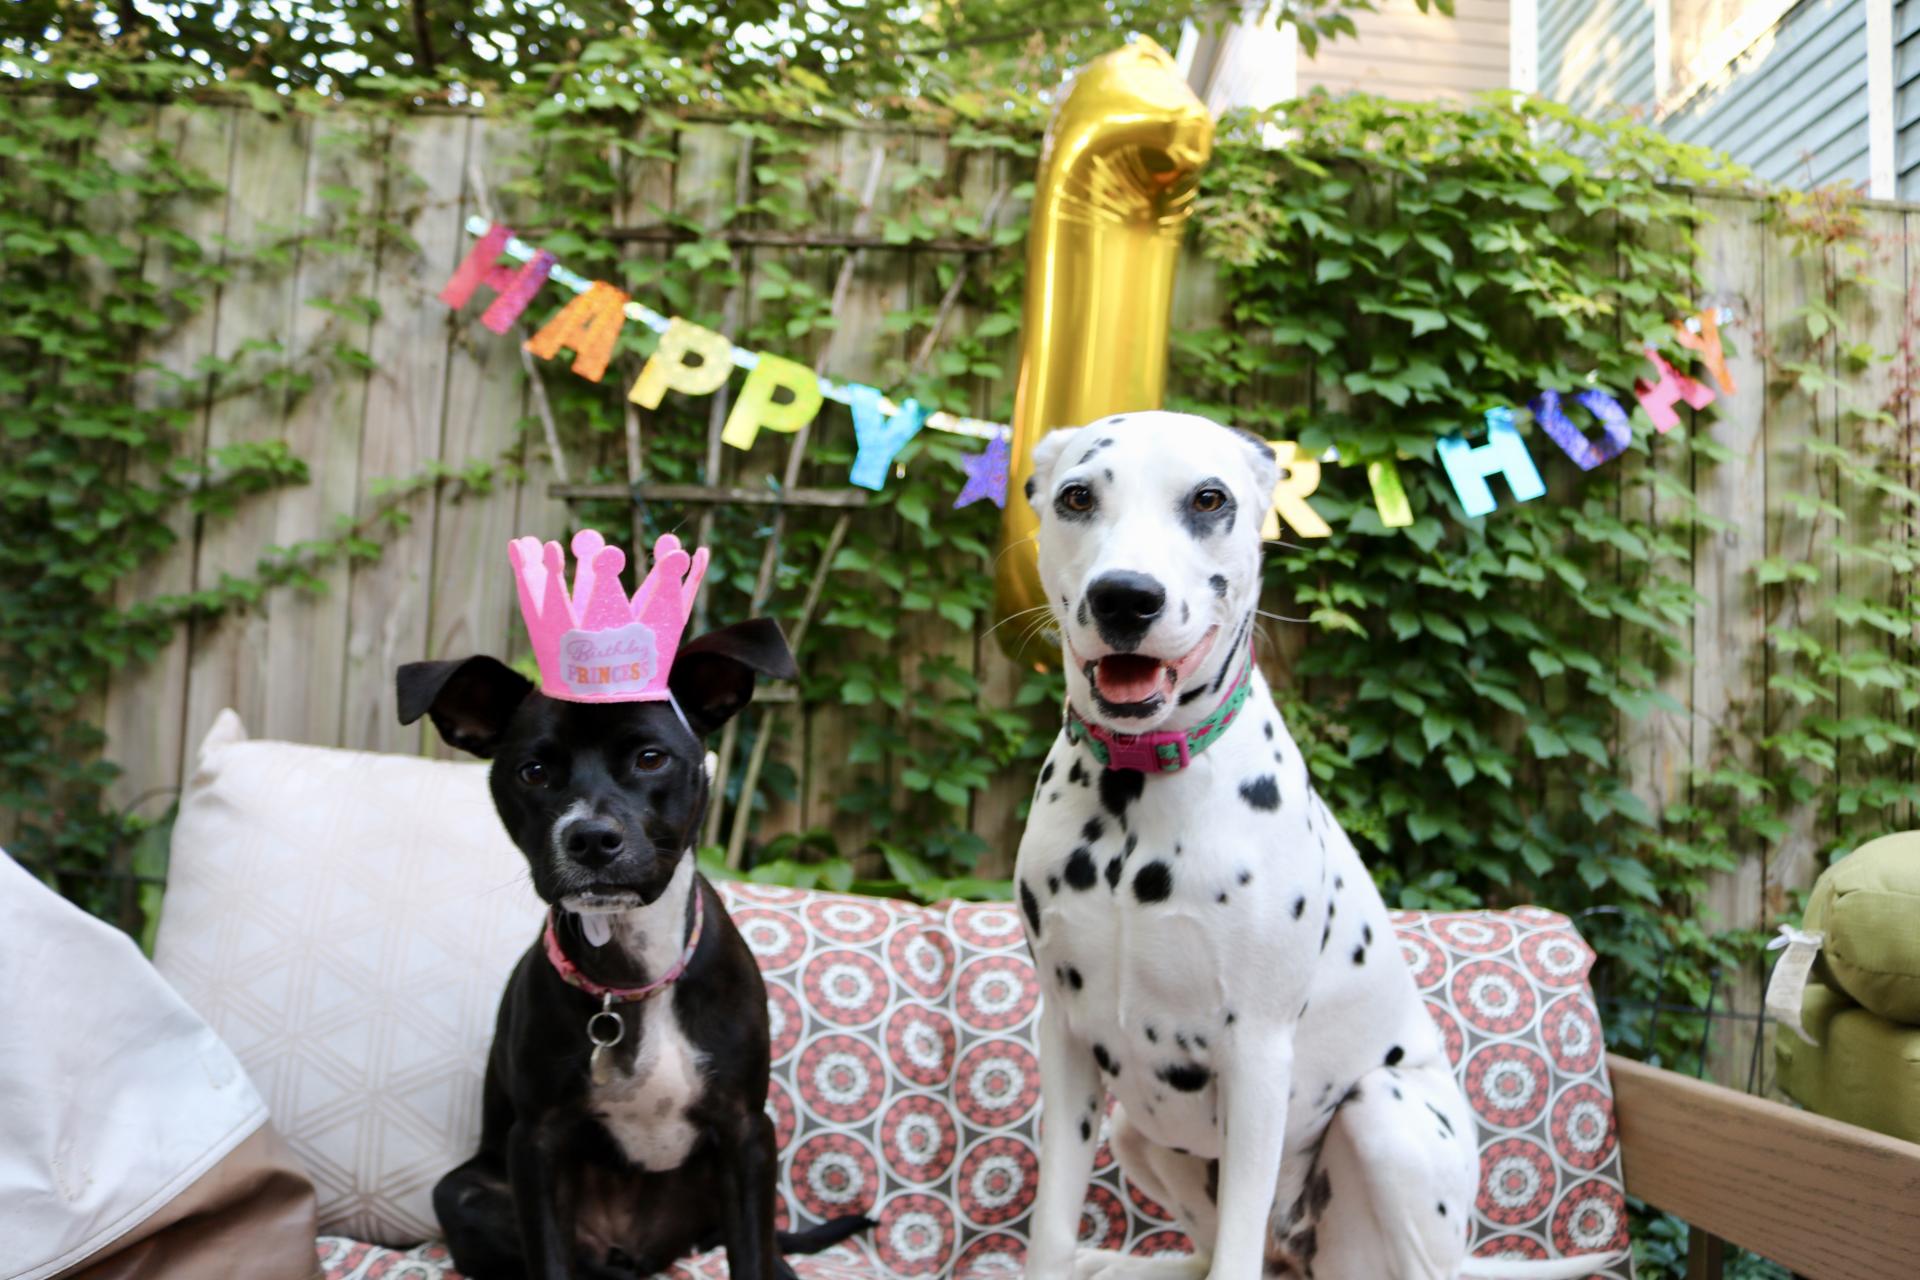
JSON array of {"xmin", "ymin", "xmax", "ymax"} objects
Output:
[
  {"xmin": 1025, "ymin": 1000, "xmax": 1103, "ymax": 1280},
  {"xmin": 1207, "ymin": 1028, "xmax": 1293, "ymax": 1280}
]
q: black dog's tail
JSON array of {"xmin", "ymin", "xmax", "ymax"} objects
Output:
[{"xmin": 777, "ymin": 1214, "xmax": 874, "ymax": 1255}]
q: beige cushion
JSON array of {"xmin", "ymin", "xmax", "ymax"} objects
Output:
[
  {"xmin": 153, "ymin": 711, "xmax": 543, "ymax": 1245},
  {"xmin": 1806, "ymin": 830, "xmax": 1920, "ymax": 1023}
]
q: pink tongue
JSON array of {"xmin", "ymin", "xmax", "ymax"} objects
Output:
[{"xmin": 1095, "ymin": 655, "xmax": 1172, "ymax": 704}]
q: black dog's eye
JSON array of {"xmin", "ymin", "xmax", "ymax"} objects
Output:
[
  {"xmin": 635, "ymin": 749, "xmax": 669, "ymax": 774},
  {"xmin": 1192, "ymin": 487, "xmax": 1228, "ymax": 513},
  {"xmin": 516, "ymin": 760, "xmax": 548, "ymax": 787},
  {"xmin": 1060, "ymin": 483, "xmax": 1094, "ymax": 513}
]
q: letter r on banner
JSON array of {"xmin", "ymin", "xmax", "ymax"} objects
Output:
[
  {"xmin": 1436, "ymin": 408, "xmax": 1547, "ymax": 519},
  {"xmin": 1262, "ymin": 441, "xmax": 1331, "ymax": 538}
]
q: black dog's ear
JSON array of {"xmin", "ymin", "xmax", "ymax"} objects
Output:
[
  {"xmin": 396, "ymin": 656, "xmax": 534, "ymax": 758},
  {"xmin": 668, "ymin": 618, "xmax": 798, "ymax": 736}
]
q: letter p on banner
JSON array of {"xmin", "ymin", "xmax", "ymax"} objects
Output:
[
  {"xmin": 628, "ymin": 318, "xmax": 736, "ymax": 408},
  {"xmin": 721, "ymin": 353, "xmax": 825, "ymax": 450}
]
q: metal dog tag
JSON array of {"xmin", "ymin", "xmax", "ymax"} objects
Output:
[{"xmin": 587, "ymin": 993, "xmax": 626, "ymax": 1085}]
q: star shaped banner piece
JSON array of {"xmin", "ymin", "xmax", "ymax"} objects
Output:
[{"xmin": 954, "ymin": 433, "xmax": 1011, "ymax": 509}]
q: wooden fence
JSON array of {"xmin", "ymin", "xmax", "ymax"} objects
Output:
[{"xmin": 79, "ymin": 107, "xmax": 1919, "ymax": 1082}]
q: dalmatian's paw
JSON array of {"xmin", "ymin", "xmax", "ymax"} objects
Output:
[{"xmin": 1071, "ymin": 1249, "xmax": 1210, "ymax": 1280}]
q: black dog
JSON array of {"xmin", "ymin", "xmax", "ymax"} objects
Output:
[{"xmin": 398, "ymin": 618, "xmax": 869, "ymax": 1280}]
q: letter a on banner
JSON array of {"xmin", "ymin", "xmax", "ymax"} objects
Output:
[
  {"xmin": 629, "ymin": 318, "xmax": 736, "ymax": 408},
  {"xmin": 722, "ymin": 353, "xmax": 824, "ymax": 450},
  {"xmin": 1262, "ymin": 441, "xmax": 1331, "ymax": 538},
  {"xmin": 524, "ymin": 282, "xmax": 628, "ymax": 383},
  {"xmin": 1437, "ymin": 407, "xmax": 1546, "ymax": 519},
  {"xmin": 1530, "ymin": 387, "xmax": 1632, "ymax": 472},
  {"xmin": 1634, "ymin": 347, "xmax": 1715, "ymax": 432}
]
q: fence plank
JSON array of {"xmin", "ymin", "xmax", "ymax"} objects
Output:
[
  {"xmin": 102, "ymin": 105, "xmax": 235, "ymax": 809},
  {"xmin": 339, "ymin": 114, "xmax": 471, "ymax": 755},
  {"xmin": 423, "ymin": 123, "xmax": 537, "ymax": 760},
  {"xmin": 181, "ymin": 110, "xmax": 315, "ymax": 758},
  {"xmin": 257, "ymin": 117, "xmax": 386, "ymax": 746},
  {"xmin": 1690, "ymin": 194, "xmax": 1771, "ymax": 1087}
]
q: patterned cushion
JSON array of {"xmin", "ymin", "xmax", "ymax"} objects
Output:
[{"xmin": 319, "ymin": 888, "xmax": 1631, "ymax": 1279}]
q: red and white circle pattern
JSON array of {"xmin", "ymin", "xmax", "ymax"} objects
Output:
[{"xmin": 321, "ymin": 894, "xmax": 1631, "ymax": 1280}]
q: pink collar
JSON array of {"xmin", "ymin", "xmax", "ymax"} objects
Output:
[{"xmin": 542, "ymin": 889, "xmax": 705, "ymax": 1003}]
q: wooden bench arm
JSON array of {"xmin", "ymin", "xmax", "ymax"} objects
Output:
[{"xmin": 1607, "ymin": 1053, "xmax": 1920, "ymax": 1278}]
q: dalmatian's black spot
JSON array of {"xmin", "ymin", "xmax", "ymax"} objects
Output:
[
  {"xmin": 1145, "ymin": 1026, "xmax": 1158, "ymax": 1043},
  {"xmin": 1216, "ymin": 892, "xmax": 1228, "ymax": 904},
  {"xmin": 1391, "ymin": 1086, "xmax": 1403, "ymax": 1100},
  {"xmin": 1176, "ymin": 476, "xmax": 1237, "ymax": 539},
  {"xmin": 1092, "ymin": 1043, "xmax": 1118, "ymax": 1075},
  {"xmin": 1019, "ymin": 881, "xmax": 1042, "ymax": 939},
  {"xmin": 1237, "ymin": 869, "xmax": 1252, "ymax": 885},
  {"xmin": 1205, "ymin": 1159, "xmax": 1220, "ymax": 1205},
  {"xmin": 1264, "ymin": 721, "xmax": 1274, "ymax": 740},
  {"xmin": 1068, "ymin": 759, "xmax": 1088, "ymax": 787},
  {"xmin": 1209, "ymin": 573, "xmax": 1228, "ymax": 598},
  {"xmin": 1158, "ymin": 1062, "xmax": 1211, "ymax": 1092},
  {"xmin": 1181, "ymin": 601, "xmax": 1190, "ymax": 624},
  {"xmin": 1319, "ymin": 920, "xmax": 1331, "ymax": 951},
  {"xmin": 1048, "ymin": 790, "xmax": 1060, "ymax": 804},
  {"xmin": 1334, "ymin": 875, "xmax": 1344, "ymax": 891},
  {"xmin": 1080, "ymin": 1118, "xmax": 1092, "ymax": 1142},
  {"xmin": 1039, "ymin": 760, "xmax": 1055, "ymax": 785},
  {"xmin": 1328, "ymin": 901, "xmax": 1337, "ymax": 920},
  {"xmin": 1125, "ymin": 833, "xmax": 1139, "ymax": 856},
  {"xmin": 1384, "ymin": 1044, "xmax": 1404, "ymax": 1067},
  {"xmin": 1239, "ymin": 775, "xmax": 1280, "ymax": 811},
  {"xmin": 1274, "ymin": 750, "xmax": 1285, "ymax": 766},
  {"xmin": 1175, "ymin": 1032, "xmax": 1189, "ymax": 1052},
  {"xmin": 1194, "ymin": 1034, "xmax": 1208, "ymax": 1050},
  {"xmin": 1081, "ymin": 816, "xmax": 1104, "ymax": 844},
  {"xmin": 1103, "ymin": 467, "xmax": 1113, "ymax": 483},
  {"xmin": 1133, "ymin": 860, "xmax": 1173, "ymax": 903},
  {"xmin": 1077, "ymin": 443, "xmax": 1107, "ymax": 465},
  {"xmin": 1352, "ymin": 943, "xmax": 1367, "ymax": 965},
  {"xmin": 1076, "ymin": 597, "xmax": 1090, "ymax": 627},
  {"xmin": 1065, "ymin": 966, "xmax": 1084, "ymax": 991},
  {"xmin": 1064, "ymin": 847, "xmax": 1098, "ymax": 891},
  {"xmin": 1104, "ymin": 855, "xmax": 1123, "ymax": 890},
  {"xmin": 1292, "ymin": 895, "xmax": 1307, "ymax": 919},
  {"xmin": 1047, "ymin": 874, "xmax": 1060, "ymax": 895},
  {"xmin": 1098, "ymin": 768, "xmax": 1145, "ymax": 819},
  {"xmin": 1024, "ymin": 476, "xmax": 1037, "ymax": 503},
  {"xmin": 1363, "ymin": 924, "xmax": 1373, "ymax": 945},
  {"xmin": 1437, "ymin": 1202, "xmax": 1447, "ymax": 1217},
  {"xmin": 1225, "ymin": 1011, "xmax": 1236, "ymax": 1025},
  {"xmin": 1426, "ymin": 1102, "xmax": 1455, "ymax": 1136}
]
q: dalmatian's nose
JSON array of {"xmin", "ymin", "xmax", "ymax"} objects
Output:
[{"xmin": 1086, "ymin": 571, "xmax": 1167, "ymax": 644}]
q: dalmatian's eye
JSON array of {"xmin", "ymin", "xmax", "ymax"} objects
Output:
[
  {"xmin": 1060, "ymin": 484, "xmax": 1094, "ymax": 513},
  {"xmin": 1191, "ymin": 487, "xmax": 1228, "ymax": 513}
]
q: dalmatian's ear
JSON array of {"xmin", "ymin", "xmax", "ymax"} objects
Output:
[
  {"xmin": 1024, "ymin": 426, "xmax": 1081, "ymax": 510},
  {"xmin": 1226, "ymin": 424, "xmax": 1281, "ymax": 506}
]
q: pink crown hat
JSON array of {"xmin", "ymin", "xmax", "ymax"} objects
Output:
[{"xmin": 509, "ymin": 529, "xmax": 710, "ymax": 703}]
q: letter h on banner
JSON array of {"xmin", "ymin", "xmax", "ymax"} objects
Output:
[{"xmin": 1436, "ymin": 407, "xmax": 1547, "ymax": 519}]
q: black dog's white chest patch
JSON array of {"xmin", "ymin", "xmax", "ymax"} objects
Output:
[{"xmin": 590, "ymin": 997, "xmax": 707, "ymax": 1171}]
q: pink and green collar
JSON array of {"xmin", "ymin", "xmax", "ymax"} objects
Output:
[{"xmin": 1065, "ymin": 648, "xmax": 1255, "ymax": 773}]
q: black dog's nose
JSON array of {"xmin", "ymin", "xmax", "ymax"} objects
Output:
[
  {"xmin": 1086, "ymin": 571, "xmax": 1167, "ymax": 645},
  {"xmin": 564, "ymin": 817, "xmax": 626, "ymax": 867}
]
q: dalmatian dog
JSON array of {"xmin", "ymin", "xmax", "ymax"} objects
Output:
[{"xmin": 1014, "ymin": 413, "xmax": 1624, "ymax": 1280}]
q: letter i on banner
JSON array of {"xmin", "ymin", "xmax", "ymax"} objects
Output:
[
  {"xmin": 1436, "ymin": 407, "xmax": 1546, "ymax": 519},
  {"xmin": 1634, "ymin": 346, "xmax": 1715, "ymax": 432},
  {"xmin": 1262, "ymin": 441, "xmax": 1331, "ymax": 538},
  {"xmin": 437, "ymin": 223, "xmax": 555, "ymax": 333},
  {"xmin": 524, "ymin": 282, "xmax": 628, "ymax": 383},
  {"xmin": 629, "ymin": 318, "xmax": 736, "ymax": 408},
  {"xmin": 848, "ymin": 385, "xmax": 926, "ymax": 490},
  {"xmin": 1530, "ymin": 387, "xmax": 1632, "ymax": 471},
  {"xmin": 721, "ymin": 353, "xmax": 824, "ymax": 450}
]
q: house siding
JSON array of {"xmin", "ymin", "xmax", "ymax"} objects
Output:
[
  {"xmin": 1662, "ymin": 0, "xmax": 1871, "ymax": 190},
  {"xmin": 1298, "ymin": 0, "xmax": 1513, "ymax": 100},
  {"xmin": 1539, "ymin": 0, "xmax": 1659, "ymax": 117},
  {"xmin": 1899, "ymin": 0, "xmax": 1920, "ymax": 197}
]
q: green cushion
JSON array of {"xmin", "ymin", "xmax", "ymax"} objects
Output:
[
  {"xmin": 1777, "ymin": 977, "xmax": 1920, "ymax": 1145},
  {"xmin": 1804, "ymin": 830, "xmax": 1920, "ymax": 1024}
]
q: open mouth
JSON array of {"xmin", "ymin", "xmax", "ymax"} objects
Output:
[
  {"xmin": 1080, "ymin": 626, "xmax": 1219, "ymax": 712},
  {"xmin": 562, "ymin": 887, "xmax": 648, "ymax": 913}
]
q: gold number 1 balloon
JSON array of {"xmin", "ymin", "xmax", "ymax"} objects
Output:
[{"xmin": 992, "ymin": 38, "xmax": 1214, "ymax": 663}]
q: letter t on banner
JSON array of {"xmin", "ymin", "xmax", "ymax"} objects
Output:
[
  {"xmin": 848, "ymin": 386, "xmax": 927, "ymax": 490},
  {"xmin": 1436, "ymin": 407, "xmax": 1547, "ymax": 519}
]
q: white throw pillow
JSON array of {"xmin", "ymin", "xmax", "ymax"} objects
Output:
[{"xmin": 154, "ymin": 710, "xmax": 544, "ymax": 1244}]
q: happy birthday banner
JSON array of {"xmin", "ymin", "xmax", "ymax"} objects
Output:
[{"xmin": 442, "ymin": 219, "xmax": 1736, "ymax": 524}]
